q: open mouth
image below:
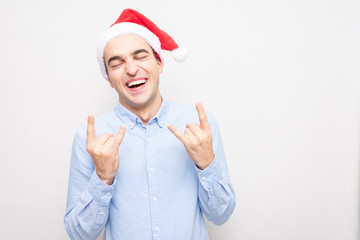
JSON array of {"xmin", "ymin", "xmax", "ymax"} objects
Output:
[{"xmin": 126, "ymin": 79, "xmax": 147, "ymax": 89}]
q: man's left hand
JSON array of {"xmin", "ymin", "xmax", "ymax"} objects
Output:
[{"xmin": 168, "ymin": 102, "xmax": 215, "ymax": 170}]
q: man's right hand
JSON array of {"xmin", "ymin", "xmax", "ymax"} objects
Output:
[{"xmin": 86, "ymin": 115, "xmax": 126, "ymax": 185}]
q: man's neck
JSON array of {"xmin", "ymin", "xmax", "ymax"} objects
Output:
[{"xmin": 120, "ymin": 94, "xmax": 162, "ymax": 127}]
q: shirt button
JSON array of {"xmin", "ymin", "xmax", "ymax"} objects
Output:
[
  {"xmin": 201, "ymin": 177, "xmax": 206, "ymax": 181},
  {"xmin": 106, "ymin": 192, "xmax": 111, "ymax": 196},
  {"xmin": 147, "ymin": 139, "xmax": 151, "ymax": 143},
  {"xmin": 153, "ymin": 197, "xmax": 157, "ymax": 202},
  {"xmin": 130, "ymin": 122, "xmax": 134, "ymax": 126},
  {"xmin": 154, "ymin": 227, "xmax": 159, "ymax": 231},
  {"xmin": 150, "ymin": 168, "xmax": 154, "ymax": 173},
  {"xmin": 100, "ymin": 211, "xmax": 104, "ymax": 215}
]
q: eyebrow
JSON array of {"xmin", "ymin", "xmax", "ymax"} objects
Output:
[
  {"xmin": 107, "ymin": 49, "xmax": 150, "ymax": 65},
  {"xmin": 133, "ymin": 49, "xmax": 150, "ymax": 55},
  {"xmin": 107, "ymin": 56, "xmax": 122, "ymax": 66}
]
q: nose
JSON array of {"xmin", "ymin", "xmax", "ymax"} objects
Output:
[{"xmin": 125, "ymin": 60, "xmax": 139, "ymax": 76}]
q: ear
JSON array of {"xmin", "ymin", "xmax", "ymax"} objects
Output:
[{"xmin": 157, "ymin": 59, "xmax": 163, "ymax": 74}]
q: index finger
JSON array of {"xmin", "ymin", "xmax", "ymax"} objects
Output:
[
  {"xmin": 196, "ymin": 102, "xmax": 210, "ymax": 130},
  {"xmin": 86, "ymin": 115, "xmax": 97, "ymax": 144},
  {"xmin": 168, "ymin": 124, "xmax": 190, "ymax": 146}
]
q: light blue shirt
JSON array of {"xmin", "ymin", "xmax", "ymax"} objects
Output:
[{"xmin": 65, "ymin": 99, "xmax": 236, "ymax": 240}]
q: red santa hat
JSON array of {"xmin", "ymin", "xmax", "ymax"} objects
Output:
[{"xmin": 97, "ymin": 8, "xmax": 188, "ymax": 80}]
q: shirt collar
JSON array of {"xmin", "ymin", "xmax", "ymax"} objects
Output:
[
  {"xmin": 153, "ymin": 98, "xmax": 168, "ymax": 128},
  {"xmin": 114, "ymin": 97, "xmax": 169, "ymax": 130}
]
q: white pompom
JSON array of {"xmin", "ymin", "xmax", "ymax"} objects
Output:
[{"xmin": 171, "ymin": 47, "xmax": 188, "ymax": 62}]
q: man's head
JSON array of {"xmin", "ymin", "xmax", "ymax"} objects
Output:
[
  {"xmin": 97, "ymin": 9, "xmax": 187, "ymax": 81},
  {"xmin": 104, "ymin": 33, "xmax": 163, "ymax": 111}
]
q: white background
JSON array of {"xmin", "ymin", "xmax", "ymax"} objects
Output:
[{"xmin": 0, "ymin": 0, "xmax": 359, "ymax": 239}]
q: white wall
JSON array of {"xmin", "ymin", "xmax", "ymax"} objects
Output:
[{"xmin": 0, "ymin": 0, "xmax": 359, "ymax": 239}]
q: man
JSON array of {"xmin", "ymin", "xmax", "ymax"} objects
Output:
[{"xmin": 65, "ymin": 9, "xmax": 236, "ymax": 240}]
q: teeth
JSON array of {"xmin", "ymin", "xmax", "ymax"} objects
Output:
[{"xmin": 127, "ymin": 79, "xmax": 147, "ymax": 87}]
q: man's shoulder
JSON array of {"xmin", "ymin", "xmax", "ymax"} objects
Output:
[
  {"xmin": 166, "ymin": 101, "xmax": 217, "ymax": 124},
  {"xmin": 95, "ymin": 107, "xmax": 119, "ymax": 125},
  {"xmin": 167, "ymin": 101, "xmax": 196, "ymax": 120},
  {"xmin": 74, "ymin": 106, "xmax": 120, "ymax": 139}
]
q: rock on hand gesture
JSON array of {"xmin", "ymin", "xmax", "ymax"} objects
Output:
[
  {"xmin": 86, "ymin": 115, "xmax": 126, "ymax": 185},
  {"xmin": 168, "ymin": 103, "xmax": 215, "ymax": 170}
]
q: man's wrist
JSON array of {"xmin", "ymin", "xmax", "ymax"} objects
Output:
[
  {"xmin": 196, "ymin": 153, "xmax": 215, "ymax": 170},
  {"xmin": 96, "ymin": 171, "xmax": 115, "ymax": 185}
]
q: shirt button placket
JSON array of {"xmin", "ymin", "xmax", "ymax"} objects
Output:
[{"xmin": 146, "ymin": 128, "xmax": 161, "ymax": 239}]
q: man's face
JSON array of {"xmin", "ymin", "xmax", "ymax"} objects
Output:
[{"xmin": 104, "ymin": 34, "xmax": 163, "ymax": 111}]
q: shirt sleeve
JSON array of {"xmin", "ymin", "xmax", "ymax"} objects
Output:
[
  {"xmin": 64, "ymin": 128, "xmax": 115, "ymax": 240},
  {"xmin": 195, "ymin": 115, "xmax": 236, "ymax": 225}
]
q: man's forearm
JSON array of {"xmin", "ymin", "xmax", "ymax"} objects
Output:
[
  {"xmin": 65, "ymin": 171, "xmax": 114, "ymax": 239},
  {"xmin": 197, "ymin": 156, "xmax": 236, "ymax": 225}
]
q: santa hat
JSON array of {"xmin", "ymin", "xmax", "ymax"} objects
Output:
[{"xmin": 97, "ymin": 8, "xmax": 188, "ymax": 80}]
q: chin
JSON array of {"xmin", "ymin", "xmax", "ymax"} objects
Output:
[{"xmin": 126, "ymin": 97, "xmax": 152, "ymax": 110}]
